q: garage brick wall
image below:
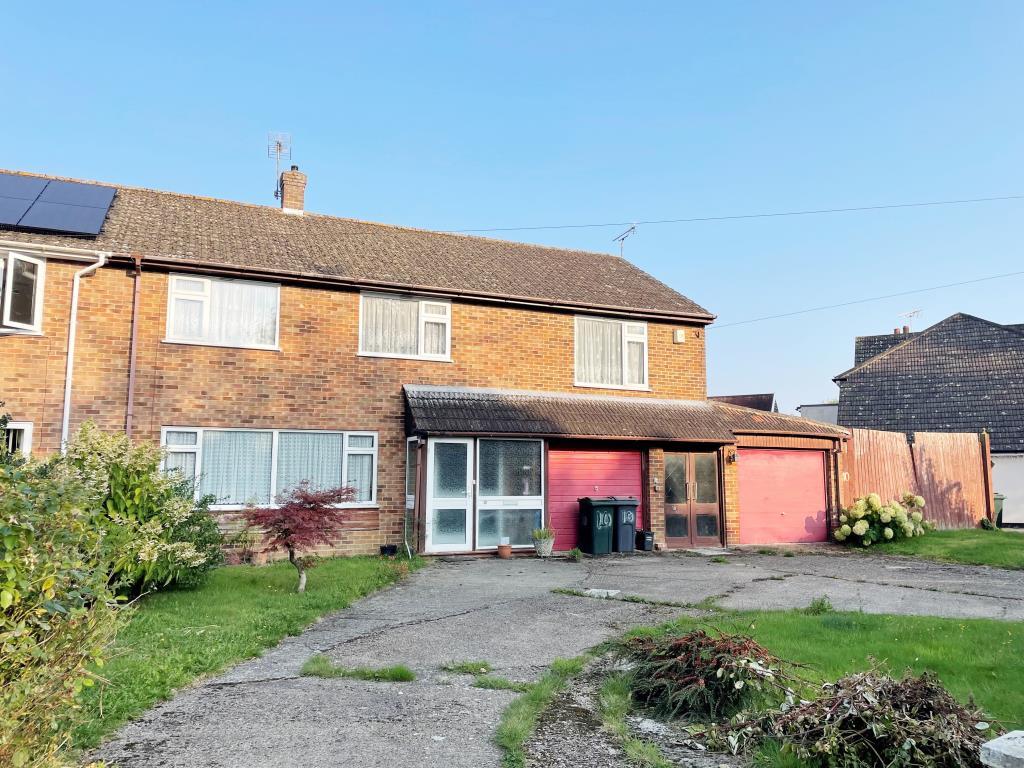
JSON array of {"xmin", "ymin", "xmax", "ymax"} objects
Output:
[{"xmin": 2, "ymin": 257, "xmax": 709, "ymax": 557}]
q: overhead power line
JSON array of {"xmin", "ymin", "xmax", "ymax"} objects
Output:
[
  {"xmin": 448, "ymin": 194, "xmax": 1024, "ymax": 234},
  {"xmin": 712, "ymin": 269, "xmax": 1024, "ymax": 329}
]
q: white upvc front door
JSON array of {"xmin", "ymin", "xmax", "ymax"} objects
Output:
[{"xmin": 424, "ymin": 438, "xmax": 474, "ymax": 553}]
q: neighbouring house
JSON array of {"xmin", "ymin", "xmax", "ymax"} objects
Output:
[
  {"xmin": 709, "ymin": 393, "xmax": 778, "ymax": 412},
  {"xmin": 835, "ymin": 314, "xmax": 1024, "ymax": 525},
  {"xmin": 0, "ymin": 167, "xmax": 847, "ymax": 554},
  {"xmin": 797, "ymin": 403, "xmax": 839, "ymax": 424}
]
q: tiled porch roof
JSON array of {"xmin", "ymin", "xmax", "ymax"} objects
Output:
[{"xmin": 404, "ymin": 385, "xmax": 736, "ymax": 442}]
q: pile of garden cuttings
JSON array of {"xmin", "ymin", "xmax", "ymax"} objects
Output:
[{"xmin": 524, "ymin": 655, "xmax": 743, "ymax": 768}]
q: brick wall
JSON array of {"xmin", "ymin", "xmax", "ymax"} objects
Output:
[
  {"xmin": 722, "ymin": 451, "xmax": 740, "ymax": 546},
  {"xmin": 2, "ymin": 258, "xmax": 708, "ymax": 556}
]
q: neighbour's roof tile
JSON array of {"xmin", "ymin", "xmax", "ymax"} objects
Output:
[
  {"xmin": 0, "ymin": 169, "xmax": 712, "ymax": 321},
  {"xmin": 835, "ymin": 313, "xmax": 1024, "ymax": 452},
  {"xmin": 708, "ymin": 393, "xmax": 777, "ymax": 412}
]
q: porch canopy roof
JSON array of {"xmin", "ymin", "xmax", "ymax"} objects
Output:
[{"xmin": 403, "ymin": 385, "xmax": 736, "ymax": 443}]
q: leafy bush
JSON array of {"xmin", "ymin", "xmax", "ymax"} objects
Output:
[
  {"xmin": 622, "ymin": 629, "xmax": 804, "ymax": 720},
  {"xmin": 765, "ymin": 670, "xmax": 992, "ymax": 768},
  {"xmin": 49, "ymin": 423, "xmax": 222, "ymax": 592},
  {"xmin": 834, "ymin": 492, "xmax": 932, "ymax": 547},
  {"xmin": 245, "ymin": 483, "xmax": 356, "ymax": 592},
  {"xmin": 0, "ymin": 466, "xmax": 122, "ymax": 768}
]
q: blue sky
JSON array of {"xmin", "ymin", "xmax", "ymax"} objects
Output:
[{"xmin": 4, "ymin": 2, "xmax": 1023, "ymax": 410}]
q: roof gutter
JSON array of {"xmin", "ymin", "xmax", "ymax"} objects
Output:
[
  {"xmin": 0, "ymin": 238, "xmax": 123, "ymax": 263},
  {"xmin": 103, "ymin": 253, "xmax": 716, "ymax": 325},
  {"xmin": 61, "ymin": 252, "xmax": 110, "ymax": 449}
]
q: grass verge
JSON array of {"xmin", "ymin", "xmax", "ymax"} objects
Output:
[
  {"xmin": 495, "ymin": 655, "xmax": 589, "ymax": 768},
  {"xmin": 627, "ymin": 609, "xmax": 1023, "ymax": 728},
  {"xmin": 74, "ymin": 555, "xmax": 425, "ymax": 751},
  {"xmin": 442, "ymin": 660, "xmax": 493, "ymax": 675},
  {"xmin": 474, "ymin": 675, "xmax": 533, "ymax": 693},
  {"xmin": 301, "ymin": 654, "xmax": 415, "ymax": 682},
  {"xmin": 873, "ymin": 528, "xmax": 1024, "ymax": 569},
  {"xmin": 598, "ymin": 673, "xmax": 672, "ymax": 768}
]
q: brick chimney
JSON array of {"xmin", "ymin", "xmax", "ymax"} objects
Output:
[{"xmin": 280, "ymin": 165, "xmax": 306, "ymax": 214}]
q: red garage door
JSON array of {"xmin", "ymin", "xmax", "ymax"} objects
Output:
[
  {"xmin": 548, "ymin": 448, "xmax": 644, "ymax": 551},
  {"xmin": 738, "ymin": 448, "xmax": 828, "ymax": 545}
]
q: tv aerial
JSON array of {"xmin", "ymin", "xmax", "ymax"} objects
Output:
[{"xmin": 268, "ymin": 132, "xmax": 292, "ymax": 201}]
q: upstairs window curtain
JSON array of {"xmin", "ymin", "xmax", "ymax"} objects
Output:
[
  {"xmin": 360, "ymin": 293, "xmax": 450, "ymax": 359},
  {"xmin": 576, "ymin": 317, "xmax": 648, "ymax": 388},
  {"xmin": 167, "ymin": 275, "xmax": 279, "ymax": 349}
]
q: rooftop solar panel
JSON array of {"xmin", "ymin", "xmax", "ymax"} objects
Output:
[
  {"xmin": 0, "ymin": 172, "xmax": 116, "ymax": 236},
  {"xmin": 18, "ymin": 201, "xmax": 112, "ymax": 236},
  {"xmin": 38, "ymin": 179, "xmax": 116, "ymax": 208},
  {"xmin": 0, "ymin": 174, "xmax": 48, "ymax": 201},
  {"xmin": 0, "ymin": 197, "xmax": 34, "ymax": 227}
]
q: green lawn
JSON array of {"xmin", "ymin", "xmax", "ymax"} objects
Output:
[
  {"xmin": 635, "ymin": 610, "xmax": 1023, "ymax": 728},
  {"xmin": 74, "ymin": 556, "xmax": 424, "ymax": 751},
  {"xmin": 874, "ymin": 528, "xmax": 1024, "ymax": 569}
]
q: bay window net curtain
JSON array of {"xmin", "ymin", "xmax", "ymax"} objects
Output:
[
  {"xmin": 200, "ymin": 431, "xmax": 273, "ymax": 505},
  {"xmin": 362, "ymin": 295, "xmax": 418, "ymax": 355},
  {"xmin": 576, "ymin": 318, "xmax": 623, "ymax": 386},
  {"xmin": 276, "ymin": 432, "xmax": 343, "ymax": 495},
  {"xmin": 346, "ymin": 454, "xmax": 374, "ymax": 502},
  {"xmin": 422, "ymin": 303, "xmax": 448, "ymax": 356},
  {"xmin": 210, "ymin": 280, "xmax": 278, "ymax": 346}
]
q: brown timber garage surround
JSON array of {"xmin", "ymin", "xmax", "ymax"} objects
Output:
[{"xmin": 402, "ymin": 385, "xmax": 848, "ymax": 552}]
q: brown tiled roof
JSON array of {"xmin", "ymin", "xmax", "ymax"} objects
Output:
[
  {"xmin": 709, "ymin": 393, "xmax": 777, "ymax": 412},
  {"xmin": 0, "ymin": 169, "xmax": 713, "ymax": 321},
  {"xmin": 709, "ymin": 401, "xmax": 849, "ymax": 437},
  {"xmin": 403, "ymin": 386, "xmax": 735, "ymax": 442}
]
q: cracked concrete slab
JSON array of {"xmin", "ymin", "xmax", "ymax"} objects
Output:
[{"xmin": 91, "ymin": 550, "xmax": 1023, "ymax": 767}]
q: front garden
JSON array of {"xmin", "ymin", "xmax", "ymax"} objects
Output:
[
  {"xmin": 505, "ymin": 607, "xmax": 1021, "ymax": 768},
  {"xmin": 0, "ymin": 413, "xmax": 421, "ymax": 767}
]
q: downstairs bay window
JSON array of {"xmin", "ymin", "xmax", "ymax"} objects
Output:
[{"xmin": 162, "ymin": 428, "xmax": 377, "ymax": 508}]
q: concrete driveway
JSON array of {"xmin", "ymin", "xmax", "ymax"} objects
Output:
[{"xmin": 92, "ymin": 550, "xmax": 1024, "ymax": 768}]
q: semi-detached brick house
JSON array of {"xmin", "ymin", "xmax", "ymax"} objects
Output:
[{"xmin": 0, "ymin": 167, "xmax": 847, "ymax": 555}]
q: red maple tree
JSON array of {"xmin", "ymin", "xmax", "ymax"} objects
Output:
[{"xmin": 245, "ymin": 483, "xmax": 355, "ymax": 592}]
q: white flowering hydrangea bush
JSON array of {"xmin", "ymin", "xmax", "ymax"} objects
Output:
[
  {"xmin": 47, "ymin": 423, "xmax": 223, "ymax": 593},
  {"xmin": 834, "ymin": 492, "xmax": 932, "ymax": 547}
]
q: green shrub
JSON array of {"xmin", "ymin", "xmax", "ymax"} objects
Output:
[
  {"xmin": 834, "ymin": 492, "xmax": 932, "ymax": 548},
  {"xmin": 0, "ymin": 466, "xmax": 122, "ymax": 768},
  {"xmin": 49, "ymin": 423, "xmax": 223, "ymax": 592}
]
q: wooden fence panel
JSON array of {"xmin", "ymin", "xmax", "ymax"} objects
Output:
[
  {"xmin": 912, "ymin": 432, "xmax": 987, "ymax": 528},
  {"xmin": 840, "ymin": 427, "xmax": 990, "ymax": 528},
  {"xmin": 841, "ymin": 428, "xmax": 918, "ymax": 505}
]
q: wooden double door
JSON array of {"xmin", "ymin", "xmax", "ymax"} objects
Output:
[{"xmin": 664, "ymin": 451, "xmax": 722, "ymax": 548}]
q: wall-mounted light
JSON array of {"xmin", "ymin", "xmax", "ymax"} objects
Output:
[{"xmin": 726, "ymin": 449, "xmax": 738, "ymax": 464}]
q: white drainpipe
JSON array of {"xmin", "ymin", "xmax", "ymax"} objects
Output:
[{"xmin": 60, "ymin": 252, "xmax": 110, "ymax": 449}]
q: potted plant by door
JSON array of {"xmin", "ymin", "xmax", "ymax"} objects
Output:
[
  {"xmin": 497, "ymin": 536, "xmax": 513, "ymax": 559},
  {"xmin": 532, "ymin": 528, "xmax": 555, "ymax": 558}
]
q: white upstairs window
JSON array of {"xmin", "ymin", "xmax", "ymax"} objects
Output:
[
  {"xmin": 359, "ymin": 293, "xmax": 451, "ymax": 361},
  {"xmin": 0, "ymin": 252, "xmax": 46, "ymax": 333},
  {"xmin": 166, "ymin": 274, "xmax": 280, "ymax": 349},
  {"xmin": 574, "ymin": 316, "xmax": 648, "ymax": 389}
]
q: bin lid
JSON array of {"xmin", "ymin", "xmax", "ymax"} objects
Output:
[
  {"xmin": 610, "ymin": 496, "xmax": 640, "ymax": 506},
  {"xmin": 579, "ymin": 496, "xmax": 622, "ymax": 504}
]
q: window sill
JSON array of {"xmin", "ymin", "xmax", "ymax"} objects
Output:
[
  {"xmin": 357, "ymin": 351, "xmax": 452, "ymax": 363},
  {"xmin": 0, "ymin": 328, "xmax": 43, "ymax": 337},
  {"xmin": 162, "ymin": 339, "xmax": 282, "ymax": 352},
  {"xmin": 209, "ymin": 503, "xmax": 379, "ymax": 512},
  {"xmin": 573, "ymin": 381, "xmax": 651, "ymax": 393}
]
